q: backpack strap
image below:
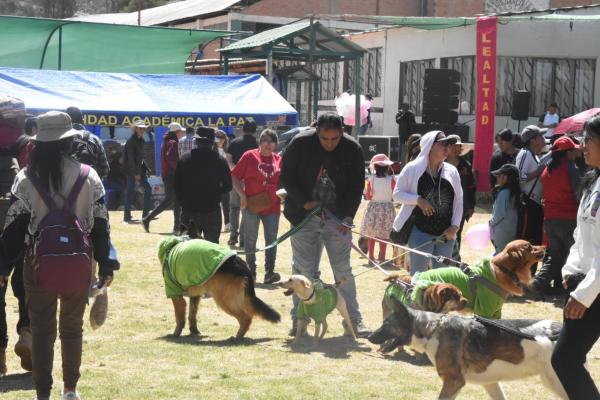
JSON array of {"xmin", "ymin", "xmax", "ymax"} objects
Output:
[
  {"xmin": 30, "ymin": 176, "xmax": 58, "ymax": 211},
  {"xmin": 65, "ymin": 164, "xmax": 91, "ymax": 211}
]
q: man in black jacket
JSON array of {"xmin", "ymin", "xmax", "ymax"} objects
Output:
[
  {"xmin": 280, "ymin": 112, "xmax": 370, "ymax": 337},
  {"xmin": 175, "ymin": 127, "xmax": 232, "ymax": 243},
  {"xmin": 122, "ymin": 120, "xmax": 152, "ymax": 223}
]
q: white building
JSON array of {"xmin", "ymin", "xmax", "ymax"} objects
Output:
[{"xmin": 318, "ymin": 8, "xmax": 600, "ymax": 140}]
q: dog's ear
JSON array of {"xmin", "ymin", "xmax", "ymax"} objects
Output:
[{"xmin": 390, "ymin": 296, "xmax": 412, "ymax": 319}]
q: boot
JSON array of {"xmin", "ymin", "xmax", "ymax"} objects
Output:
[
  {"xmin": 14, "ymin": 326, "xmax": 32, "ymax": 371},
  {"xmin": 263, "ymin": 267, "xmax": 280, "ymax": 285},
  {"xmin": 0, "ymin": 347, "xmax": 6, "ymax": 376}
]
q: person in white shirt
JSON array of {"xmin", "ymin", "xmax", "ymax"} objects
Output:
[
  {"xmin": 392, "ymin": 130, "xmax": 463, "ymax": 274},
  {"xmin": 515, "ymin": 125, "xmax": 545, "ymax": 245},
  {"xmin": 538, "ymin": 103, "xmax": 560, "ymax": 137},
  {"xmin": 551, "ymin": 115, "xmax": 600, "ymax": 399}
]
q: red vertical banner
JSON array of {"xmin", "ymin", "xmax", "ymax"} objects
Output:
[{"xmin": 473, "ymin": 16, "xmax": 497, "ymax": 192}]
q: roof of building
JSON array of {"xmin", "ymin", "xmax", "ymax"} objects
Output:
[
  {"xmin": 219, "ymin": 20, "xmax": 365, "ymax": 61},
  {"xmin": 68, "ymin": 0, "xmax": 242, "ymax": 26}
]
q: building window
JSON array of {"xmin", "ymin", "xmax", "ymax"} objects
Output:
[
  {"xmin": 497, "ymin": 57, "xmax": 595, "ymax": 117},
  {"xmin": 399, "ymin": 59, "xmax": 435, "ymax": 116},
  {"xmin": 314, "ymin": 62, "xmax": 340, "ymax": 100},
  {"xmin": 344, "ymin": 47, "xmax": 383, "ymax": 97},
  {"xmin": 440, "ymin": 56, "xmax": 475, "ymax": 115}
]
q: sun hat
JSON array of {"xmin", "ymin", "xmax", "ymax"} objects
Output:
[
  {"xmin": 32, "ymin": 111, "xmax": 82, "ymax": 142},
  {"xmin": 132, "ymin": 119, "xmax": 149, "ymax": 129},
  {"xmin": 0, "ymin": 95, "xmax": 26, "ymax": 119},
  {"xmin": 369, "ymin": 153, "xmax": 394, "ymax": 172},
  {"xmin": 552, "ymin": 136, "xmax": 580, "ymax": 153},
  {"xmin": 168, "ymin": 122, "xmax": 184, "ymax": 133}
]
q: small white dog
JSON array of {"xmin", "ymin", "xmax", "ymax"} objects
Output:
[{"xmin": 278, "ymin": 275, "xmax": 357, "ymax": 343}]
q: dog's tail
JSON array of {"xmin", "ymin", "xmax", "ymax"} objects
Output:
[{"xmin": 227, "ymin": 256, "xmax": 281, "ymax": 323}]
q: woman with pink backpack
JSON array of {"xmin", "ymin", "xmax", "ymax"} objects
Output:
[{"xmin": 0, "ymin": 111, "xmax": 108, "ymax": 400}]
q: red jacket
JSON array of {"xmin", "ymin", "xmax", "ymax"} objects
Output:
[
  {"xmin": 160, "ymin": 133, "xmax": 179, "ymax": 176},
  {"xmin": 542, "ymin": 162, "xmax": 579, "ymax": 220}
]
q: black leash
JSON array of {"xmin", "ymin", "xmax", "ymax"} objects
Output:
[{"xmin": 474, "ymin": 316, "xmax": 549, "ymax": 341}]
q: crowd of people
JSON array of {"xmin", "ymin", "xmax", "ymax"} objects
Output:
[{"xmin": 0, "ymin": 91, "xmax": 600, "ymax": 399}]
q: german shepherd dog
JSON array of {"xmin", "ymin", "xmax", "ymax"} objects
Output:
[
  {"xmin": 369, "ymin": 298, "xmax": 568, "ymax": 399},
  {"xmin": 160, "ymin": 235, "xmax": 280, "ymax": 339}
]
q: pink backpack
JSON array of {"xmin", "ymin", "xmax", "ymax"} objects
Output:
[{"xmin": 31, "ymin": 164, "xmax": 92, "ymax": 294}]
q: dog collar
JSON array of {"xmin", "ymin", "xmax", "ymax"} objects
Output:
[
  {"xmin": 301, "ymin": 287, "xmax": 316, "ymax": 302},
  {"xmin": 496, "ymin": 264, "xmax": 521, "ymax": 286}
]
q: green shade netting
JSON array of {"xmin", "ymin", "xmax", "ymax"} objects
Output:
[{"xmin": 0, "ymin": 16, "xmax": 231, "ymax": 74}]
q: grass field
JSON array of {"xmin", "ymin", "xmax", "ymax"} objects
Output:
[{"xmin": 1, "ymin": 203, "xmax": 599, "ymax": 399}]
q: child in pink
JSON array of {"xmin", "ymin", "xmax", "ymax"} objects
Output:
[{"xmin": 360, "ymin": 154, "xmax": 396, "ymax": 262}]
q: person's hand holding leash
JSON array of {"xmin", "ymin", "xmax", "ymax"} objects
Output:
[
  {"xmin": 338, "ymin": 217, "xmax": 354, "ymax": 234},
  {"xmin": 417, "ymin": 197, "xmax": 435, "ymax": 216},
  {"xmin": 303, "ymin": 200, "xmax": 319, "ymax": 210},
  {"xmin": 442, "ymin": 225, "xmax": 459, "ymax": 241},
  {"xmin": 96, "ymin": 275, "xmax": 113, "ymax": 289},
  {"xmin": 564, "ymin": 296, "xmax": 587, "ymax": 319}
]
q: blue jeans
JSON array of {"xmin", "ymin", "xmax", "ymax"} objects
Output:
[
  {"xmin": 289, "ymin": 216, "xmax": 362, "ymax": 323},
  {"xmin": 408, "ymin": 225, "xmax": 456, "ymax": 274},
  {"xmin": 244, "ymin": 211, "xmax": 279, "ymax": 274},
  {"xmin": 123, "ymin": 175, "xmax": 151, "ymax": 220},
  {"xmin": 228, "ymin": 190, "xmax": 245, "ymax": 243}
]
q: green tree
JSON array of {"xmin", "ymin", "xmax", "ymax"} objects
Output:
[{"xmin": 120, "ymin": 0, "xmax": 168, "ymax": 12}]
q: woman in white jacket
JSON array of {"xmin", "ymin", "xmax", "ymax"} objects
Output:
[
  {"xmin": 551, "ymin": 116, "xmax": 600, "ymax": 399},
  {"xmin": 392, "ymin": 130, "xmax": 463, "ymax": 274}
]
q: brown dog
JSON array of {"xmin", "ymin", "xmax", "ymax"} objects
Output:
[
  {"xmin": 382, "ymin": 273, "xmax": 468, "ymax": 319},
  {"xmin": 384, "ymin": 239, "xmax": 544, "ymax": 319},
  {"xmin": 160, "ymin": 237, "xmax": 281, "ymax": 339}
]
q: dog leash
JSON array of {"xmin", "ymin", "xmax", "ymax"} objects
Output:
[
  {"xmin": 473, "ymin": 316, "xmax": 554, "ymax": 341},
  {"xmin": 235, "ymin": 206, "xmax": 322, "ymax": 256},
  {"xmin": 320, "ymin": 209, "xmax": 450, "ymax": 276}
]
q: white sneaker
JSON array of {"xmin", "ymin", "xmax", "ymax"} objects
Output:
[
  {"xmin": 222, "ymin": 223, "xmax": 231, "ymax": 233},
  {"xmin": 62, "ymin": 392, "xmax": 80, "ymax": 400}
]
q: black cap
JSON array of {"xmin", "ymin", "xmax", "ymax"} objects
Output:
[
  {"xmin": 243, "ymin": 120, "xmax": 257, "ymax": 134},
  {"xmin": 194, "ymin": 126, "xmax": 217, "ymax": 143},
  {"xmin": 491, "ymin": 163, "xmax": 519, "ymax": 176},
  {"xmin": 434, "ymin": 131, "xmax": 458, "ymax": 145}
]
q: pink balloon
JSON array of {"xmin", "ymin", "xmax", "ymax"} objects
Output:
[{"xmin": 464, "ymin": 223, "xmax": 491, "ymax": 250}]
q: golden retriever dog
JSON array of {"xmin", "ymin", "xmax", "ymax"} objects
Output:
[
  {"xmin": 382, "ymin": 273, "xmax": 469, "ymax": 319},
  {"xmin": 384, "ymin": 240, "xmax": 544, "ymax": 319},
  {"xmin": 277, "ymin": 275, "xmax": 357, "ymax": 343}
]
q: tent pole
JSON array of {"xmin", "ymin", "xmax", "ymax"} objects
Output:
[
  {"xmin": 353, "ymin": 57, "xmax": 361, "ymax": 137},
  {"xmin": 58, "ymin": 26, "xmax": 62, "ymax": 70},
  {"xmin": 313, "ymin": 78, "xmax": 319, "ymax": 123},
  {"xmin": 266, "ymin": 46, "xmax": 273, "ymax": 84},
  {"xmin": 222, "ymin": 56, "xmax": 229, "ymax": 75}
]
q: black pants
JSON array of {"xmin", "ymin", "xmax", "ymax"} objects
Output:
[
  {"xmin": 536, "ymin": 219, "xmax": 577, "ymax": 288},
  {"xmin": 145, "ymin": 174, "xmax": 181, "ymax": 230},
  {"xmin": 552, "ymin": 292, "xmax": 600, "ymax": 399},
  {"xmin": 221, "ymin": 192, "xmax": 230, "ymax": 225},
  {"xmin": 523, "ymin": 199, "xmax": 544, "ymax": 245},
  {"xmin": 0, "ymin": 255, "xmax": 29, "ymax": 348},
  {"xmin": 186, "ymin": 209, "xmax": 222, "ymax": 244}
]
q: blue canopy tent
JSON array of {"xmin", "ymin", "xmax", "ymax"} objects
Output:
[{"xmin": 0, "ymin": 67, "xmax": 298, "ymax": 174}]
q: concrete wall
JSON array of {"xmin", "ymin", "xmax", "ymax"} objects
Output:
[{"xmin": 354, "ymin": 18, "xmax": 600, "ymax": 139}]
